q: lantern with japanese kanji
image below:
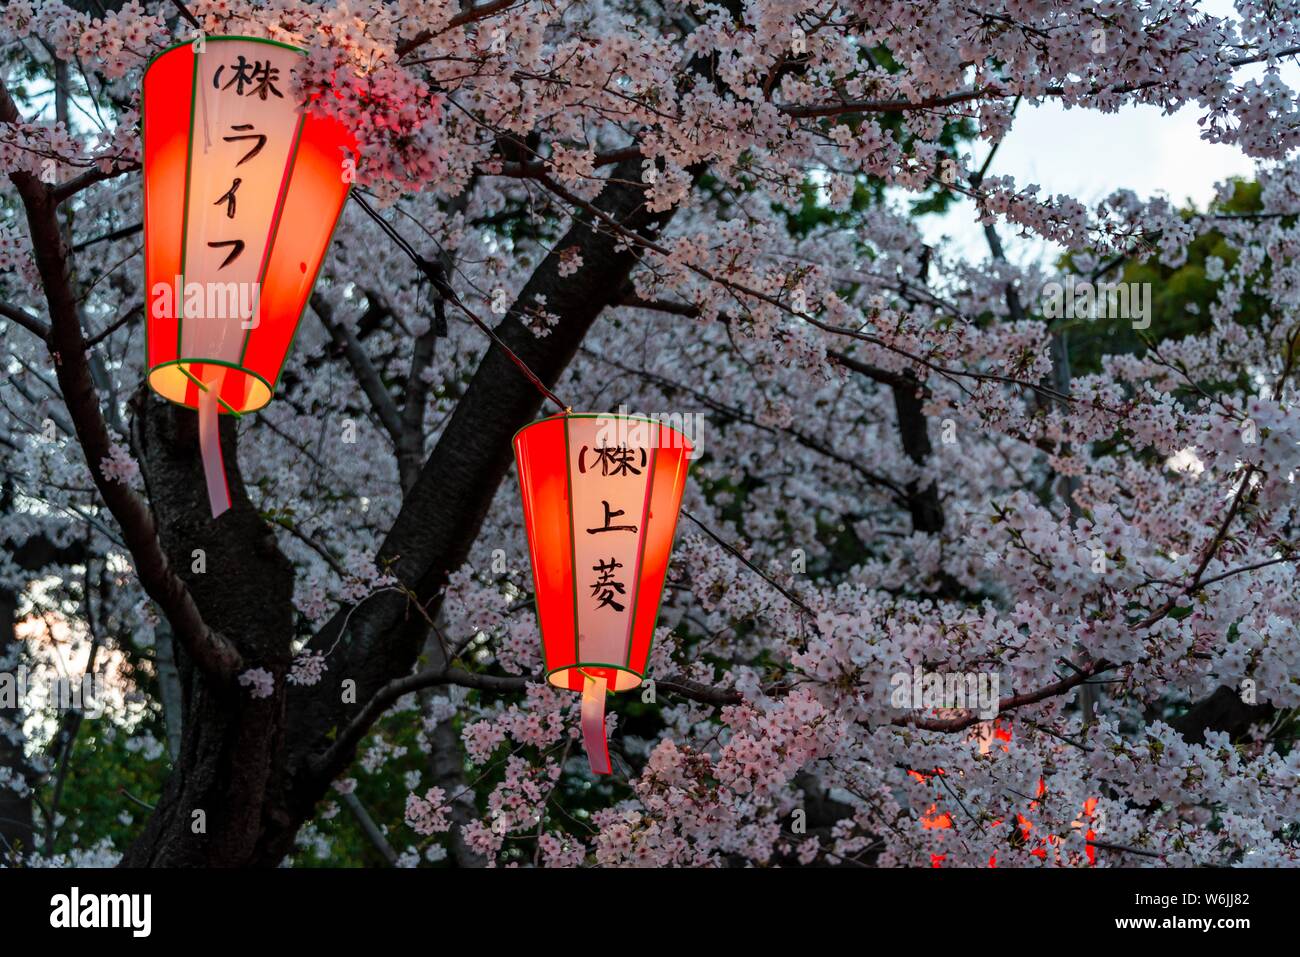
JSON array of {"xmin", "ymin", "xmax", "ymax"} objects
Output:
[
  {"xmin": 142, "ymin": 36, "xmax": 353, "ymax": 516},
  {"xmin": 513, "ymin": 413, "xmax": 694, "ymax": 774}
]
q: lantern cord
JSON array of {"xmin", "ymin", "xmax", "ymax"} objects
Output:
[
  {"xmin": 197, "ymin": 384, "xmax": 231, "ymax": 519},
  {"xmin": 169, "ymin": 0, "xmax": 203, "ymax": 30},
  {"xmin": 680, "ymin": 508, "xmax": 821, "ymax": 629},
  {"xmin": 349, "ymin": 192, "xmax": 568, "ymax": 413},
  {"xmin": 580, "ymin": 672, "xmax": 612, "ymax": 775}
]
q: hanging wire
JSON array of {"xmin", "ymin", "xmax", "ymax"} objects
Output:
[
  {"xmin": 348, "ymin": 191, "xmax": 820, "ymax": 630},
  {"xmin": 170, "ymin": 0, "xmax": 203, "ymax": 30},
  {"xmin": 681, "ymin": 508, "xmax": 821, "ymax": 627},
  {"xmin": 349, "ymin": 192, "xmax": 567, "ymax": 412}
]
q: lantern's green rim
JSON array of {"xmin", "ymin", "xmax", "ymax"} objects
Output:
[
  {"xmin": 544, "ymin": 662, "xmax": 644, "ymax": 691},
  {"xmin": 144, "ymin": 34, "xmax": 305, "ymax": 73},
  {"xmin": 148, "ymin": 358, "xmax": 274, "ymax": 416},
  {"xmin": 562, "ymin": 411, "xmax": 581, "ymax": 676},
  {"xmin": 176, "ymin": 364, "xmax": 244, "ymax": 417},
  {"xmin": 512, "ymin": 412, "xmax": 694, "ymax": 451}
]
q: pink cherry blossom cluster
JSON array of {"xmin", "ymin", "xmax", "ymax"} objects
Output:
[{"xmin": 4, "ymin": 0, "xmax": 1300, "ymax": 868}]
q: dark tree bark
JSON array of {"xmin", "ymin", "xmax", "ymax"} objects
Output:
[
  {"xmin": 889, "ymin": 373, "xmax": 944, "ymax": 534},
  {"xmin": 120, "ymin": 402, "xmax": 295, "ymax": 866},
  {"xmin": 1170, "ymin": 685, "xmax": 1274, "ymax": 745}
]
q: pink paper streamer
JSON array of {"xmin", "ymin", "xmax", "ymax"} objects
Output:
[
  {"xmin": 581, "ymin": 673, "xmax": 612, "ymax": 775},
  {"xmin": 197, "ymin": 384, "xmax": 231, "ymax": 519}
]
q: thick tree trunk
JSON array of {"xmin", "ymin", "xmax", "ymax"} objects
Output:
[
  {"xmin": 121, "ymin": 399, "xmax": 295, "ymax": 866},
  {"xmin": 153, "ymin": 619, "xmax": 184, "ymax": 763}
]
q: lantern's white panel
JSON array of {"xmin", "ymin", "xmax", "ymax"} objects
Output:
[
  {"xmin": 567, "ymin": 417, "xmax": 654, "ymax": 669},
  {"xmin": 181, "ymin": 40, "xmax": 302, "ymax": 367}
]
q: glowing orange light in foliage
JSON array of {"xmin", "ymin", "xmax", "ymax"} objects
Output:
[
  {"xmin": 920, "ymin": 804, "xmax": 953, "ymax": 830},
  {"xmin": 911, "ymin": 723, "xmax": 1101, "ymax": 867},
  {"xmin": 514, "ymin": 414, "xmax": 693, "ymax": 774},
  {"xmin": 143, "ymin": 36, "xmax": 353, "ymax": 516}
]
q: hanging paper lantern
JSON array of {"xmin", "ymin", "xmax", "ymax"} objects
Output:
[
  {"xmin": 142, "ymin": 36, "xmax": 354, "ymax": 516},
  {"xmin": 514, "ymin": 413, "xmax": 694, "ymax": 774}
]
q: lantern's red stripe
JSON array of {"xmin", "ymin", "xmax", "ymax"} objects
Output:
[
  {"xmin": 142, "ymin": 44, "xmax": 194, "ymax": 371},
  {"xmin": 625, "ymin": 440, "xmax": 692, "ymax": 676},
  {"xmin": 621, "ymin": 423, "xmax": 660, "ymax": 676},
  {"xmin": 580, "ymin": 673, "xmax": 612, "ymax": 775},
  {"xmin": 218, "ymin": 367, "xmax": 250, "ymax": 413},
  {"xmin": 563, "ymin": 416, "xmax": 582, "ymax": 691},
  {"xmin": 242, "ymin": 111, "xmax": 354, "ymax": 391},
  {"xmin": 514, "ymin": 418, "xmax": 578, "ymax": 686}
]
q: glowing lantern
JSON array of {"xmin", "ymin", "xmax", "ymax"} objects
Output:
[
  {"xmin": 142, "ymin": 36, "xmax": 353, "ymax": 516},
  {"xmin": 513, "ymin": 413, "xmax": 694, "ymax": 774}
]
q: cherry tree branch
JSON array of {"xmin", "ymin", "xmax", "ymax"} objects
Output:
[
  {"xmin": 396, "ymin": 0, "xmax": 522, "ymax": 58},
  {"xmin": 584, "ymin": 346, "xmax": 912, "ymax": 503},
  {"xmin": 889, "ymin": 462, "xmax": 1266, "ymax": 733},
  {"xmin": 49, "ymin": 161, "xmax": 139, "ymax": 205},
  {"xmin": 889, "ymin": 659, "xmax": 1115, "ymax": 733},
  {"xmin": 338, "ymin": 791, "xmax": 399, "ymax": 866},
  {"xmin": 0, "ymin": 300, "xmax": 50, "ymax": 341},
  {"xmin": 83, "ymin": 301, "xmax": 141, "ymax": 348},
  {"xmin": 777, "ymin": 45, "xmax": 1300, "ymax": 118},
  {"xmin": 311, "ymin": 292, "xmax": 406, "ymax": 448},
  {"xmin": 315, "ymin": 664, "xmax": 742, "ymax": 776},
  {"xmin": 532, "ymin": 166, "xmax": 1093, "ymax": 411}
]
